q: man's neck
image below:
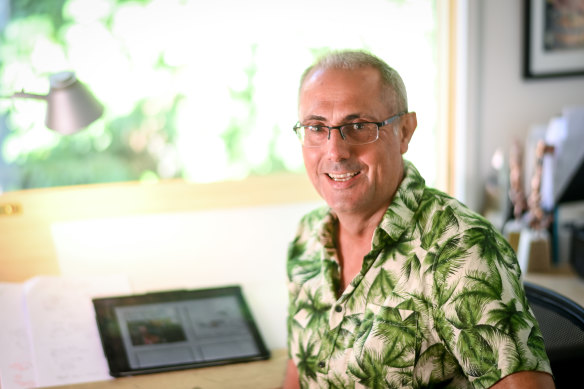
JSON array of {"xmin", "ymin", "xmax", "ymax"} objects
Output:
[
  {"xmin": 335, "ymin": 208, "xmax": 387, "ymax": 292},
  {"xmin": 336, "ymin": 209, "xmax": 384, "ymax": 239}
]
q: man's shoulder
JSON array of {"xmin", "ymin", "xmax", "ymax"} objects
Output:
[
  {"xmin": 420, "ymin": 187, "xmax": 489, "ymax": 223},
  {"xmin": 409, "ymin": 185, "xmax": 507, "ymax": 250}
]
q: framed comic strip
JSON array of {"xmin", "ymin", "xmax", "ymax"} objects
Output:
[{"xmin": 524, "ymin": 0, "xmax": 584, "ymax": 79}]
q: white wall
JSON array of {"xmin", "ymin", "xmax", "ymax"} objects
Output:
[
  {"xmin": 458, "ymin": 0, "xmax": 584, "ymax": 211},
  {"xmin": 51, "ymin": 201, "xmax": 322, "ymax": 351}
]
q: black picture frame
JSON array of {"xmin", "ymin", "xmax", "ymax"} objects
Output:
[{"xmin": 523, "ymin": 0, "xmax": 584, "ymax": 79}]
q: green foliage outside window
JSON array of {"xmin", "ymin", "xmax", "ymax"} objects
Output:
[{"xmin": 0, "ymin": 0, "xmax": 437, "ymax": 192}]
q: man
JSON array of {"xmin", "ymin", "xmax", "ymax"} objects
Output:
[{"xmin": 284, "ymin": 50, "xmax": 554, "ymax": 388}]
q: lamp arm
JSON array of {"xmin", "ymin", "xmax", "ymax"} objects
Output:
[{"xmin": 0, "ymin": 90, "xmax": 48, "ymax": 101}]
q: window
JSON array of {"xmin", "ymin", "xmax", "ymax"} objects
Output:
[{"xmin": 0, "ymin": 0, "xmax": 442, "ymax": 193}]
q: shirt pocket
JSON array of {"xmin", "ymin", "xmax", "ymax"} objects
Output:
[{"xmin": 347, "ymin": 303, "xmax": 419, "ymax": 387}]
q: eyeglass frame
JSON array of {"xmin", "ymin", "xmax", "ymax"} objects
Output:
[{"xmin": 293, "ymin": 112, "xmax": 407, "ymax": 147}]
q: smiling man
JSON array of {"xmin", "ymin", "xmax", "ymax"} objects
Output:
[{"xmin": 284, "ymin": 50, "xmax": 555, "ymax": 388}]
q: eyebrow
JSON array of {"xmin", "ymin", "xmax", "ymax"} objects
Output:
[{"xmin": 302, "ymin": 113, "xmax": 370, "ymax": 124}]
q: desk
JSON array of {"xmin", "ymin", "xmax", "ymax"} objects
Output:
[
  {"xmin": 45, "ymin": 349, "xmax": 288, "ymax": 389},
  {"xmin": 40, "ymin": 275, "xmax": 584, "ymax": 389},
  {"xmin": 524, "ymin": 272, "xmax": 584, "ymax": 307}
]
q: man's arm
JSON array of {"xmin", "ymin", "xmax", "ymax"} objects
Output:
[
  {"xmin": 490, "ymin": 371, "xmax": 555, "ymax": 388},
  {"xmin": 283, "ymin": 359, "xmax": 300, "ymax": 389}
]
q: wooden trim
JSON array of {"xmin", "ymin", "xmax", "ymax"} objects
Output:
[
  {"xmin": 437, "ymin": 0, "xmax": 458, "ymax": 195},
  {"xmin": 46, "ymin": 348, "xmax": 288, "ymax": 389},
  {"xmin": 0, "ymin": 173, "xmax": 319, "ymax": 220},
  {"xmin": 447, "ymin": 1, "xmax": 458, "ymax": 196}
]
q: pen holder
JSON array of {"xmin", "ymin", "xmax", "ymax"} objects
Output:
[{"xmin": 517, "ymin": 228, "xmax": 552, "ymax": 275}]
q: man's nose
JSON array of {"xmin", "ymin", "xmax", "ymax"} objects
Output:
[{"xmin": 325, "ymin": 128, "xmax": 350, "ymax": 160}]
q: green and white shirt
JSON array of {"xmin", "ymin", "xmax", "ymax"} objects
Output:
[{"xmin": 287, "ymin": 161, "xmax": 552, "ymax": 389}]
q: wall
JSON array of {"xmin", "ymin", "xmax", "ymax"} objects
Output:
[
  {"xmin": 51, "ymin": 201, "xmax": 321, "ymax": 351},
  {"xmin": 458, "ymin": 0, "xmax": 584, "ymax": 211}
]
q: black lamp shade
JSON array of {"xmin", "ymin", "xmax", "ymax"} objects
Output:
[{"xmin": 45, "ymin": 72, "xmax": 104, "ymax": 135}]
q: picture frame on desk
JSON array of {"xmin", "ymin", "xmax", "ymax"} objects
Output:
[{"xmin": 523, "ymin": 0, "xmax": 584, "ymax": 79}]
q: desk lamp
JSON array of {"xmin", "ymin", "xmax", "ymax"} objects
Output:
[{"xmin": 1, "ymin": 71, "xmax": 104, "ymax": 135}]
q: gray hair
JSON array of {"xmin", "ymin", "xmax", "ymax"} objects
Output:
[{"xmin": 299, "ymin": 50, "xmax": 408, "ymax": 113}]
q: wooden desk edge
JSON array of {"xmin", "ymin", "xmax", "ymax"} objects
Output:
[
  {"xmin": 523, "ymin": 272, "xmax": 584, "ymax": 307},
  {"xmin": 43, "ymin": 348, "xmax": 288, "ymax": 389}
]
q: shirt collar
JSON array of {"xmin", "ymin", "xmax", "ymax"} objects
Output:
[
  {"xmin": 318, "ymin": 160, "xmax": 426, "ymax": 248},
  {"xmin": 376, "ymin": 160, "xmax": 425, "ymax": 243}
]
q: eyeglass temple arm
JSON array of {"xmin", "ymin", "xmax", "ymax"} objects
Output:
[{"xmin": 379, "ymin": 112, "xmax": 407, "ymax": 126}]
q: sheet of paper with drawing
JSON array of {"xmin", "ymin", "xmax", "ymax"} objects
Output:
[
  {"xmin": 24, "ymin": 276, "xmax": 132, "ymax": 386},
  {"xmin": 0, "ymin": 275, "xmax": 132, "ymax": 389},
  {"xmin": 92, "ymin": 285, "xmax": 270, "ymax": 377},
  {"xmin": 0, "ymin": 283, "xmax": 35, "ymax": 389}
]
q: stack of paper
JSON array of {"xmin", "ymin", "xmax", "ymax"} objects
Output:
[{"xmin": 0, "ymin": 275, "xmax": 132, "ymax": 389}]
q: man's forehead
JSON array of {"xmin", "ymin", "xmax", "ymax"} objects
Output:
[
  {"xmin": 302, "ymin": 66, "xmax": 380, "ymax": 89},
  {"xmin": 298, "ymin": 67, "xmax": 395, "ymax": 116}
]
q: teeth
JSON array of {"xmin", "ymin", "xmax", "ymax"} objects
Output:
[{"xmin": 328, "ymin": 172, "xmax": 358, "ymax": 182}]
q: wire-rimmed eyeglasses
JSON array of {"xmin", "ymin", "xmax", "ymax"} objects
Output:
[{"xmin": 293, "ymin": 112, "xmax": 406, "ymax": 147}]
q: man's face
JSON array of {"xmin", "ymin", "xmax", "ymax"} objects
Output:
[{"xmin": 298, "ymin": 66, "xmax": 416, "ymax": 220}]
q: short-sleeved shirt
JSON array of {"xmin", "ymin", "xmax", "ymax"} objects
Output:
[{"xmin": 286, "ymin": 161, "xmax": 552, "ymax": 388}]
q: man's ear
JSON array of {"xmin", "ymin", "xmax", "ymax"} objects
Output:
[{"xmin": 399, "ymin": 112, "xmax": 417, "ymax": 155}]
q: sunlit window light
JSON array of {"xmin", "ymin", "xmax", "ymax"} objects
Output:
[{"xmin": 0, "ymin": 0, "xmax": 437, "ymax": 191}]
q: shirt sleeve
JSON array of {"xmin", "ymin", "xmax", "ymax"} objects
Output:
[{"xmin": 430, "ymin": 226, "xmax": 552, "ymax": 388}]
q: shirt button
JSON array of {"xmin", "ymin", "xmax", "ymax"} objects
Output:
[
  {"xmin": 335, "ymin": 305, "xmax": 342, "ymax": 312},
  {"xmin": 318, "ymin": 361, "xmax": 326, "ymax": 368}
]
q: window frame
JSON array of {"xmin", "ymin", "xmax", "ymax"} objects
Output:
[{"xmin": 0, "ymin": 1, "xmax": 457, "ymax": 282}]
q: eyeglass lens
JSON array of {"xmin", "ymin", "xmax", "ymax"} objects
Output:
[{"xmin": 300, "ymin": 123, "xmax": 378, "ymax": 146}]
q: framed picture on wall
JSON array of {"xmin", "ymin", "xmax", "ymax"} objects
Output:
[{"xmin": 524, "ymin": 0, "xmax": 584, "ymax": 79}]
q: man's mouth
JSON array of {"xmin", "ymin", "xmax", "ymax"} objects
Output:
[{"xmin": 327, "ymin": 172, "xmax": 360, "ymax": 182}]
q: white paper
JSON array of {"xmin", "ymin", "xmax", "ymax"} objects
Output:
[
  {"xmin": 541, "ymin": 115, "xmax": 567, "ymax": 210},
  {"xmin": 554, "ymin": 105, "xmax": 584, "ymax": 203},
  {"xmin": 22, "ymin": 275, "xmax": 132, "ymax": 387},
  {"xmin": 0, "ymin": 283, "xmax": 36, "ymax": 389}
]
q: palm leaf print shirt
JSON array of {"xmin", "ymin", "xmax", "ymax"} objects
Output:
[{"xmin": 287, "ymin": 161, "xmax": 552, "ymax": 388}]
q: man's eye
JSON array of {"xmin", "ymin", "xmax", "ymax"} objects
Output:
[
  {"xmin": 351, "ymin": 123, "xmax": 366, "ymax": 130},
  {"xmin": 307, "ymin": 126, "xmax": 325, "ymax": 133}
]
